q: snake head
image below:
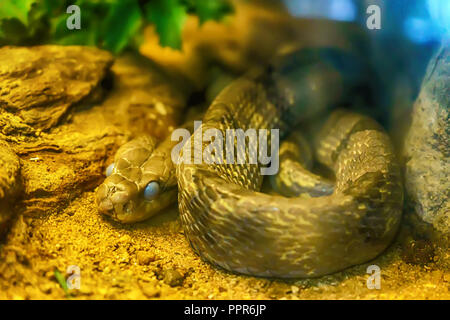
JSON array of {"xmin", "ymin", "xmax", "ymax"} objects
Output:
[
  {"xmin": 96, "ymin": 166, "xmax": 177, "ymax": 223},
  {"xmin": 96, "ymin": 135, "xmax": 177, "ymax": 223},
  {"xmin": 96, "ymin": 172, "xmax": 138, "ymax": 221}
]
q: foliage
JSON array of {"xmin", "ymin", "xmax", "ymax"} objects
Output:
[
  {"xmin": 0, "ymin": 0, "xmax": 233, "ymax": 53},
  {"xmin": 54, "ymin": 269, "xmax": 70, "ymax": 298}
]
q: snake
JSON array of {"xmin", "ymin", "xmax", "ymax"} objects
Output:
[{"xmin": 96, "ymin": 48, "xmax": 403, "ymax": 278}]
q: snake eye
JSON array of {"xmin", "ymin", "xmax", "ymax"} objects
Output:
[
  {"xmin": 144, "ymin": 181, "xmax": 160, "ymax": 201},
  {"xmin": 106, "ymin": 163, "xmax": 115, "ymax": 177}
]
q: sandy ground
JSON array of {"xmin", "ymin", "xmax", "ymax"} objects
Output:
[{"xmin": 0, "ymin": 190, "xmax": 448, "ymax": 300}]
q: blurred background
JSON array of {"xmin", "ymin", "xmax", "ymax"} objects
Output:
[
  {"xmin": 1, "ymin": 0, "xmax": 448, "ymax": 127},
  {"xmin": 282, "ymin": 0, "xmax": 448, "ymax": 128}
]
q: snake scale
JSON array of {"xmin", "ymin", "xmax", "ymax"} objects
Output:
[{"xmin": 96, "ymin": 48, "xmax": 403, "ymax": 278}]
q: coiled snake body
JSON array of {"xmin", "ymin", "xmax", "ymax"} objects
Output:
[{"xmin": 97, "ymin": 48, "xmax": 403, "ymax": 278}]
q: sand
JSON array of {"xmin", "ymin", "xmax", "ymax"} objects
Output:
[{"xmin": 0, "ymin": 190, "xmax": 448, "ymax": 300}]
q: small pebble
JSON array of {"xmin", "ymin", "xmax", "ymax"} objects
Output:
[
  {"xmin": 79, "ymin": 286, "xmax": 93, "ymax": 296},
  {"xmin": 136, "ymin": 251, "xmax": 156, "ymax": 265},
  {"xmin": 66, "ymin": 209, "xmax": 75, "ymax": 217},
  {"xmin": 5, "ymin": 251, "xmax": 16, "ymax": 264},
  {"xmin": 218, "ymin": 286, "xmax": 226, "ymax": 293},
  {"xmin": 45, "ymin": 271, "xmax": 55, "ymax": 280},
  {"xmin": 163, "ymin": 269, "xmax": 184, "ymax": 287},
  {"xmin": 141, "ymin": 286, "xmax": 161, "ymax": 298},
  {"xmin": 39, "ymin": 283, "xmax": 53, "ymax": 294},
  {"xmin": 119, "ymin": 235, "xmax": 131, "ymax": 243}
]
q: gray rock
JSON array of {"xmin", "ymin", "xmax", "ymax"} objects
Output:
[{"xmin": 404, "ymin": 42, "xmax": 449, "ymax": 234}]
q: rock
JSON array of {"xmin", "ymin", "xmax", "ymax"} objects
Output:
[
  {"xmin": 404, "ymin": 43, "xmax": 449, "ymax": 235},
  {"xmin": 0, "ymin": 45, "xmax": 188, "ymax": 239},
  {"xmin": 290, "ymin": 285, "xmax": 299, "ymax": 294},
  {"xmin": 140, "ymin": 286, "xmax": 161, "ymax": 298},
  {"xmin": 0, "ymin": 141, "xmax": 21, "ymax": 199},
  {"xmin": 0, "ymin": 140, "xmax": 21, "ymax": 237},
  {"xmin": 38, "ymin": 282, "xmax": 54, "ymax": 295},
  {"xmin": 5, "ymin": 250, "xmax": 16, "ymax": 264},
  {"xmin": 78, "ymin": 286, "xmax": 93, "ymax": 296},
  {"xmin": 0, "ymin": 45, "xmax": 113, "ymax": 131},
  {"xmin": 137, "ymin": 279, "xmax": 161, "ymax": 298},
  {"xmin": 163, "ymin": 269, "xmax": 184, "ymax": 287},
  {"xmin": 136, "ymin": 251, "xmax": 156, "ymax": 265}
]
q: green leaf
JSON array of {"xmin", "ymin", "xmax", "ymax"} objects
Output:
[
  {"xmin": 191, "ymin": 0, "xmax": 232, "ymax": 24},
  {"xmin": 101, "ymin": 0, "xmax": 142, "ymax": 53},
  {"xmin": 41, "ymin": 0, "xmax": 65, "ymax": 14},
  {"xmin": 0, "ymin": 0, "xmax": 50, "ymax": 45},
  {"xmin": 53, "ymin": 29, "xmax": 98, "ymax": 47},
  {"xmin": 54, "ymin": 269, "xmax": 69, "ymax": 296},
  {"xmin": 0, "ymin": 0, "xmax": 234, "ymax": 52},
  {"xmin": 144, "ymin": 0, "xmax": 187, "ymax": 49},
  {"xmin": 0, "ymin": 0, "xmax": 36, "ymax": 25},
  {"xmin": 0, "ymin": 18, "xmax": 27, "ymax": 43},
  {"xmin": 48, "ymin": 1, "xmax": 102, "ymax": 48},
  {"xmin": 46, "ymin": 0, "xmax": 142, "ymax": 53}
]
